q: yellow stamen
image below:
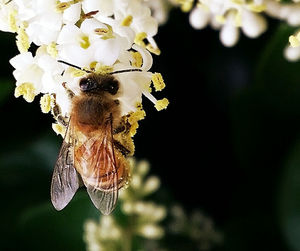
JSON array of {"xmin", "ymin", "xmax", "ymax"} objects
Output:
[
  {"xmin": 95, "ymin": 25, "xmax": 115, "ymax": 40},
  {"xmin": 215, "ymin": 15, "xmax": 225, "ymax": 24},
  {"xmin": 92, "ymin": 62, "xmax": 113, "ymax": 74},
  {"xmin": 9, "ymin": 9, "xmax": 18, "ymax": 32},
  {"xmin": 94, "ymin": 28, "xmax": 109, "ymax": 35},
  {"xmin": 146, "ymin": 44, "xmax": 161, "ymax": 55},
  {"xmin": 16, "ymin": 26, "xmax": 30, "ymax": 53},
  {"xmin": 152, "ymin": 73, "xmax": 165, "ymax": 91},
  {"xmin": 47, "ymin": 42, "xmax": 58, "ymax": 58},
  {"xmin": 289, "ymin": 35, "xmax": 300, "ymax": 48},
  {"xmin": 247, "ymin": 3, "xmax": 266, "ymax": 12},
  {"xmin": 79, "ymin": 35, "xmax": 90, "ymax": 49},
  {"xmin": 130, "ymin": 51, "xmax": 143, "ymax": 68},
  {"xmin": 14, "ymin": 83, "xmax": 36, "ymax": 103},
  {"xmin": 155, "ymin": 98, "xmax": 169, "ymax": 111},
  {"xmin": 230, "ymin": 0, "xmax": 243, "ymax": 4},
  {"xmin": 40, "ymin": 94, "xmax": 52, "ymax": 113},
  {"xmin": 296, "ymin": 31, "xmax": 300, "ymax": 41},
  {"xmin": 56, "ymin": 2, "xmax": 71, "ymax": 13},
  {"xmin": 134, "ymin": 32, "xmax": 147, "ymax": 47},
  {"xmin": 69, "ymin": 67, "xmax": 86, "ymax": 77},
  {"xmin": 52, "ymin": 123, "xmax": 66, "ymax": 137},
  {"xmin": 176, "ymin": 0, "xmax": 193, "ymax": 12},
  {"xmin": 234, "ymin": 11, "xmax": 242, "ymax": 27},
  {"xmin": 121, "ymin": 15, "xmax": 133, "ymax": 26}
]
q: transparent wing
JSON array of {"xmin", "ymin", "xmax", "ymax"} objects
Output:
[
  {"xmin": 87, "ymin": 183, "xmax": 118, "ymax": 215},
  {"xmin": 75, "ymin": 116, "xmax": 118, "ymax": 215},
  {"xmin": 51, "ymin": 118, "xmax": 80, "ymax": 211}
]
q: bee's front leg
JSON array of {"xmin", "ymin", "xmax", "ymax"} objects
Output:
[
  {"xmin": 62, "ymin": 82, "xmax": 75, "ymax": 100},
  {"xmin": 51, "ymin": 94, "xmax": 68, "ymax": 127}
]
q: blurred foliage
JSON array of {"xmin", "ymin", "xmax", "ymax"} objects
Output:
[{"xmin": 2, "ymin": 8, "xmax": 300, "ymax": 251}]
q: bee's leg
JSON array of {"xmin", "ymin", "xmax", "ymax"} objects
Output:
[
  {"xmin": 62, "ymin": 82, "xmax": 75, "ymax": 100},
  {"xmin": 113, "ymin": 116, "xmax": 132, "ymax": 135},
  {"xmin": 113, "ymin": 124, "xmax": 126, "ymax": 134},
  {"xmin": 51, "ymin": 94, "xmax": 68, "ymax": 127},
  {"xmin": 113, "ymin": 140, "xmax": 130, "ymax": 156}
]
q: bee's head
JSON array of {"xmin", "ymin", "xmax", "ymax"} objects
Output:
[{"xmin": 79, "ymin": 73, "xmax": 119, "ymax": 95}]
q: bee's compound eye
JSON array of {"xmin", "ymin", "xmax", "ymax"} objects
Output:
[
  {"xmin": 103, "ymin": 80, "xmax": 119, "ymax": 95},
  {"xmin": 79, "ymin": 78, "xmax": 96, "ymax": 91}
]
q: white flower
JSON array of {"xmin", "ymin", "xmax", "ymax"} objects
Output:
[
  {"xmin": 284, "ymin": 45, "xmax": 300, "ymax": 62},
  {"xmin": 188, "ymin": 0, "xmax": 267, "ymax": 47},
  {"xmin": 56, "ymin": 18, "xmax": 123, "ymax": 67},
  {"xmin": 10, "ymin": 47, "xmax": 65, "ymax": 102},
  {"xmin": 265, "ymin": 0, "xmax": 300, "ymax": 26},
  {"xmin": 0, "ymin": 0, "xmax": 18, "ymax": 32},
  {"xmin": 189, "ymin": 4, "xmax": 210, "ymax": 30}
]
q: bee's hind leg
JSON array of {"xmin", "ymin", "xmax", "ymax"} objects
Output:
[{"xmin": 113, "ymin": 140, "xmax": 130, "ymax": 157}]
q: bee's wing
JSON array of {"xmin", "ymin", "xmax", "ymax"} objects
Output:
[
  {"xmin": 51, "ymin": 118, "xmax": 80, "ymax": 211},
  {"xmin": 77, "ymin": 116, "xmax": 118, "ymax": 215},
  {"xmin": 87, "ymin": 182, "xmax": 118, "ymax": 215}
]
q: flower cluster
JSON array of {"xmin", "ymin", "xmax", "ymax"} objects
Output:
[
  {"xmin": 170, "ymin": 0, "xmax": 300, "ymax": 55},
  {"xmin": 168, "ymin": 205, "xmax": 222, "ymax": 250},
  {"xmin": 186, "ymin": 0, "xmax": 268, "ymax": 47},
  {"xmin": 84, "ymin": 158, "xmax": 167, "ymax": 251},
  {"xmin": 1, "ymin": 0, "xmax": 168, "ymax": 139}
]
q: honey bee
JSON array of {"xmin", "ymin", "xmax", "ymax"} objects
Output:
[{"xmin": 51, "ymin": 62, "xmax": 141, "ymax": 215}]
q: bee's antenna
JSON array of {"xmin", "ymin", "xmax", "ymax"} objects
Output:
[
  {"xmin": 57, "ymin": 60, "xmax": 93, "ymax": 73},
  {"xmin": 110, "ymin": 69, "xmax": 142, "ymax": 75},
  {"xmin": 5, "ymin": 0, "xmax": 13, "ymax": 4},
  {"xmin": 57, "ymin": 60, "xmax": 142, "ymax": 75}
]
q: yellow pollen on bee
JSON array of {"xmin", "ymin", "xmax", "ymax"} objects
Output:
[
  {"xmin": 47, "ymin": 42, "xmax": 58, "ymax": 58},
  {"xmin": 40, "ymin": 94, "xmax": 52, "ymax": 113},
  {"xmin": 151, "ymin": 73, "xmax": 165, "ymax": 91},
  {"xmin": 52, "ymin": 123, "xmax": 66, "ymax": 137},
  {"xmin": 121, "ymin": 15, "xmax": 133, "ymax": 26},
  {"xmin": 79, "ymin": 35, "xmax": 90, "ymax": 49},
  {"xmin": 127, "ymin": 103, "xmax": 146, "ymax": 137},
  {"xmin": 130, "ymin": 51, "xmax": 143, "ymax": 68},
  {"xmin": 14, "ymin": 83, "xmax": 36, "ymax": 103},
  {"xmin": 155, "ymin": 98, "xmax": 169, "ymax": 111},
  {"xmin": 16, "ymin": 26, "xmax": 30, "ymax": 53},
  {"xmin": 134, "ymin": 32, "xmax": 147, "ymax": 47}
]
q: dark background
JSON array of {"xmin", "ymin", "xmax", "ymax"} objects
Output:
[{"xmin": 1, "ymin": 8, "xmax": 300, "ymax": 251}]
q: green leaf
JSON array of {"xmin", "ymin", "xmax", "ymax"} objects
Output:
[{"xmin": 278, "ymin": 138, "xmax": 300, "ymax": 251}]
